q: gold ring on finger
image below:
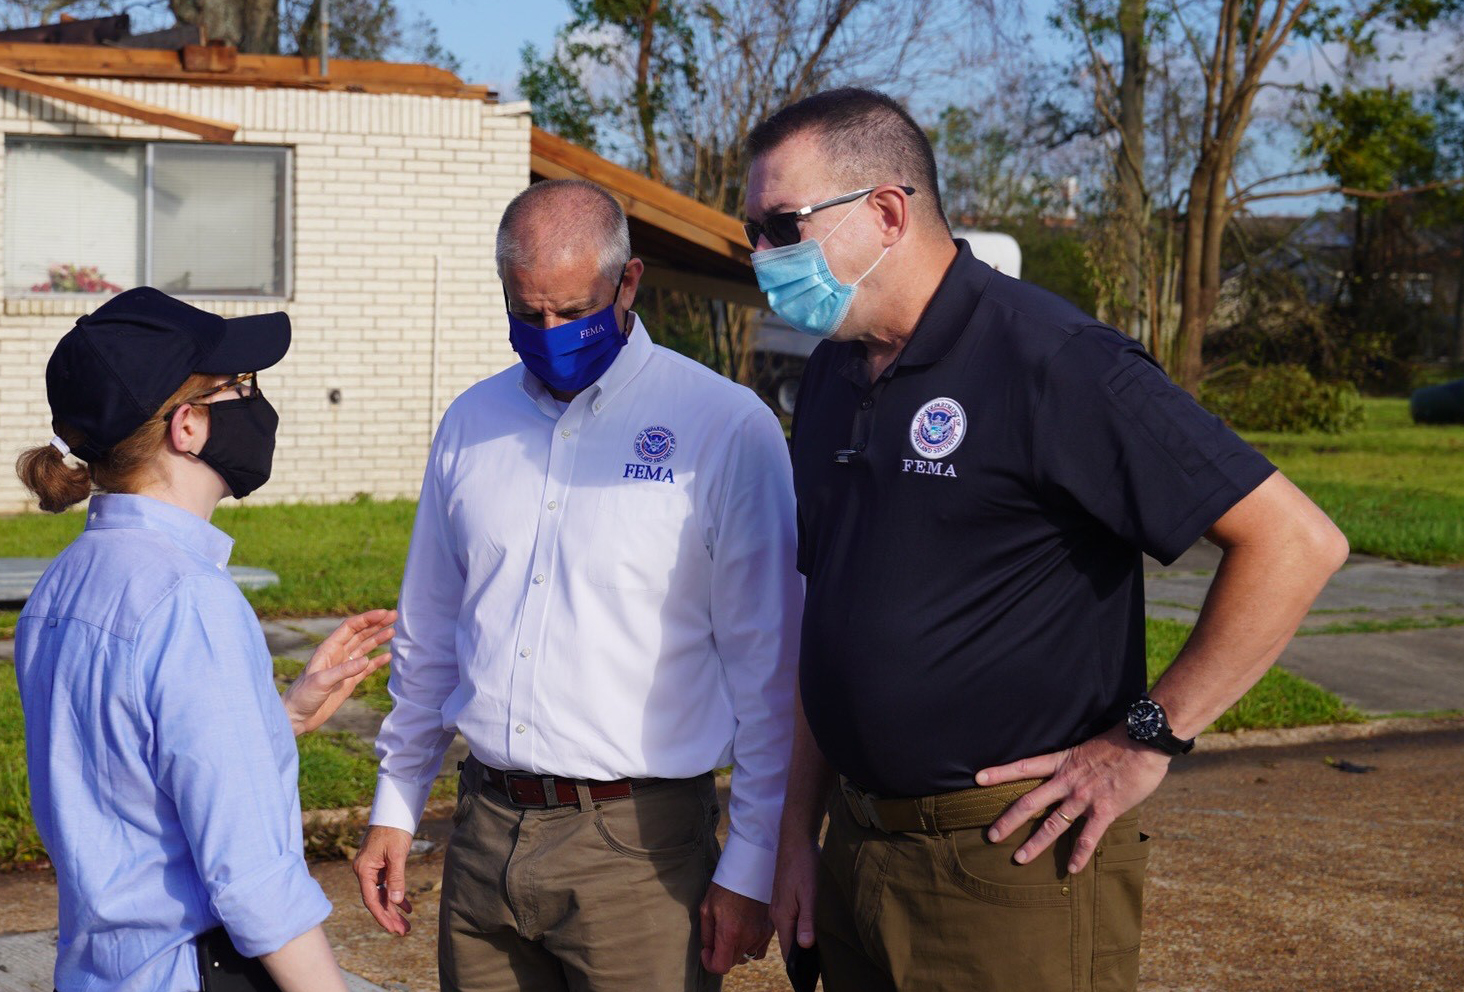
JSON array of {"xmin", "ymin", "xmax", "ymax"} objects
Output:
[{"xmin": 1055, "ymin": 809, "xmax": 1074, "ymax": 824}]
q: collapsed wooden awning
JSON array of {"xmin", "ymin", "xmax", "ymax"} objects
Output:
[{"xmin": 530, "ymin": 127, "xmax": 762, "ymax": 307}]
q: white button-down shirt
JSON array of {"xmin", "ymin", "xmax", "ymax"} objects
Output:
[{"xmin": 370, "ymin": 317, "xmax": 801, "ymax": 902}]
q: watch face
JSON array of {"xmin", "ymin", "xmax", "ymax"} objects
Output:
[{"xmin": 1127, "ymin": 699, "xmax": 1165, "ymax": 740}]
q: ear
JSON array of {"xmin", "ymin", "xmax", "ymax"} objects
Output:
[
  {"xmin": 869, "ymin": 185, "xmax": 912, "ymax": 248},
  {"xmin": 167, "ymin": 402, "xmax": 207, "ymax": 456},
  {"xmin": 618, "ymin": 257, "xmax": 645, "ymax": 313}
]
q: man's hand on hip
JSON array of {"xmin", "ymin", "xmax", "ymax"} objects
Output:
[
  {"xmin": 353, "ymin": 825, "xmax": 416, "ymax": 935},
  {"xmin": 699, "ymin": 881, "xmax": 774, "ymax": 974},
  {"xmin": 770, "ymin": 836, "xmax": 818, "ymax": 961},
  {"xmin": 977, "ymin": 722, "xmax": 1170, "ymax": 874}
]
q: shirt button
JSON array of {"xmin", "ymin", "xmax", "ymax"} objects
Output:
[
  {"xmin": 533, "ymin": 573, "xmax": 545, "ymax": 584},
  {"xmin": 860, "ymin": 399, "xmax": 873, "ymax": 410},
  {"xmin": 547, "ymin": 500, "xmax": 558, "ymax": 510},
  {"xmin": 561, "ymin": 429, "xmax": 572, "ymax": 438},
  {"xmin": 515, "ymin": 724, "xmax": 526, "ymax": 734},
  {"xmin": 520, "ymin": 647, "xmax": 532, "ymax": 657},
  {"xmin": 593, "ymin": 402, "xmax": 602, "ymax": 412}
]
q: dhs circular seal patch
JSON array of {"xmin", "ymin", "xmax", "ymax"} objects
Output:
[
  {"xmin": 634, "ymin": 426, "xmax": 677, "ymax": 463},
  {"xmin": 909, "ymin": 398, "xmax": 967, "ymax": 459}
]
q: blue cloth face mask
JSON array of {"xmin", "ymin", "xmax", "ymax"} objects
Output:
[
  {"xmin": 507, "ymin": 281, "xmax": 627, "ymax": 394},
  {"xmin": 750, "ymin": 194, "xmax": 890, "ymax": 338}
]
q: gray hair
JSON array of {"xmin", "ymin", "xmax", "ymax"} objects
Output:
[{"xmin": 496, "ymin": 179, "xmax": 632, "ymax": 284}]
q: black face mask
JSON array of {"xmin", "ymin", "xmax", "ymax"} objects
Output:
[{"xmin": 197, "ymin": 395, "xmax": 279, "ymax": 498}]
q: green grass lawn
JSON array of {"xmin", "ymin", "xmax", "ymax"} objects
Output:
[{"xmin": 1241, "ymin": 398, "xmax": 1464, "ymax": 565}]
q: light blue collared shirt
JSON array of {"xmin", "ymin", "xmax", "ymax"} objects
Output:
[{"xmin": 14, "ymin": 493, "xmax": 331, "ymax": 992}]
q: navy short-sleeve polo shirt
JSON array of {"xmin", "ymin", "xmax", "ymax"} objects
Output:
[{"xmin": 792, "ymin": 244, "xmax": 1275, "ymax": 798}]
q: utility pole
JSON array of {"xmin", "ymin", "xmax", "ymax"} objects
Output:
[{"xmin": 318, "ymin": 0, "xmax": 330, "ymax": 76}]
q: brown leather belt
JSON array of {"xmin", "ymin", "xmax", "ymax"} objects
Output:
[
  {"xmin": 465, "ymin": 756, "xmax": 663, "ymax": 810},
  {"xmin": 840, "ymin": 776, "xmax": 1047, "ymax": 834}
]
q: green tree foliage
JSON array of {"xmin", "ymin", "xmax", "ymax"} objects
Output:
[
  {"xmin": 1300, "ymin": 82, "xmax": 1463, "ymax": 372},
  {"xmin": 1304, "ymin": 85, "xmax": 1437, "ymax": 202},
  {"xmin": 1050, "ymin": 0, "xmax": 1463, "ymax": 393},
  {"xmin": 518, "ymin": 0, "xmax": 697, "ymax": 180}
]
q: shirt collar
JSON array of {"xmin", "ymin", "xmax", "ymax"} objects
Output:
[
  {"xmin": 895, "ymin": 241, "xmax": 993, "ymax": 368},
  {"xmin": 519, "ymin": 312, "xmax": 655, "ymax": 417},
  {"xmin": 84, "ymin": 493, "xmax": 235, "ymax": 568}
]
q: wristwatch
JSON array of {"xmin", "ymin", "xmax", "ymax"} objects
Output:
[{"xmin": 1125, "ymin": 694, "xmax": 1195, "ymax": 756}]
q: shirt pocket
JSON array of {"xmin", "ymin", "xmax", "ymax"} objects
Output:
[{"xmin": 587, "ymin": 485, "xmax": 698, "ymax": 592}]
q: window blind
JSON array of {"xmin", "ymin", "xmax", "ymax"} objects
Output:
[
  {"xmin": 151, "ymin": 144, "xmax": 286, "ymax": 296},
  {"xmin": 4, "ymin": 139, "xmax": 144, "ymax": 295}
]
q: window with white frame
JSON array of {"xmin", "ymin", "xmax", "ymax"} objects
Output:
[{"xmin": 5, "ymin": 138, "xmax": 291, "ymax": 298}]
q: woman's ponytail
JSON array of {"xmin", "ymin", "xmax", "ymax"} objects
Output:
[{"xmin": 16, "ymin": 438, "xmax": 92, "ymax": 513}]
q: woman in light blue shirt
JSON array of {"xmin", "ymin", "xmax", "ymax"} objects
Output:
[{"xmin": 13, "ymin": 288, "xmax": 396, "ymax": 992}]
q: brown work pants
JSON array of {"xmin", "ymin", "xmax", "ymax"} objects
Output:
[
  {"xmin": 438, "ymin": 763, "xmax": 723, "ymax": 992},
  {"xmin": 816, "ymin": 790, "xmax": 1149, "ymax": 992}
]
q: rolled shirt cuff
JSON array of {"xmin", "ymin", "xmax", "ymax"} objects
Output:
[
  {"xmin": 711, "ymin": 829, "xmax": 776, "ymax": 904},
  {"xmin": 369, "ymin": 772, "xmax": 434, "ymax": 835},
  {"xmin": 210, "ymin": 856, "xmax": 332, "ymax": 958}
]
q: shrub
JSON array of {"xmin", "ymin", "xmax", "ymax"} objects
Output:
[{"xmin": 1200, "ymin": 364, "xmax": 1366, "ymax": 433}]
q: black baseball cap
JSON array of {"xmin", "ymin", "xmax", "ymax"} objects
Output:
[{"xmin": 45, "ymin": 287, "xmax": 291, "ymax": 462}]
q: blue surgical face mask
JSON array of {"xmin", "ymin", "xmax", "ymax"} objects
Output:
[
  {"xmin": 507, "ymin": 277, "xmax": 627, "ymax": 393},
  {"xmin": 750, "ymin": 194, "xmax": 890, "ymax": 338}
]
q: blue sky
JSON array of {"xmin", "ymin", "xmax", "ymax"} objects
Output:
[{"xmin": 411, "ymin": 0, "xmax": 569, "ymax": 99}]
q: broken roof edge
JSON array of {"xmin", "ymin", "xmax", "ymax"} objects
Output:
[
  {"xmin": 530, "ymin": 126, "xmax": 750, "ymax": 261},
  {"xmin": 0, "ymin": 40, "xmax": 496, "ymax": 101}
]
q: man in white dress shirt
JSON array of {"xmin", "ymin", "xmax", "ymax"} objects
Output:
[{"xmin": 353, "ymin": 179, "xmax": 802, "ymax": 992}]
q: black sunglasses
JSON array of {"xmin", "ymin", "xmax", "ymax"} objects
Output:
[{"xmin": 744, "ymin": 185, "xmax": 916, "ymax": 249}]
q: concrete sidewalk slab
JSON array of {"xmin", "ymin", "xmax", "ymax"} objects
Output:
[
  {"xmin": 1277, "ymin": 626, "xmax": 1464, "ymax": 714},
  {"xmin": 0, "ymin": 931, "xmax": 388, "ymax": 992}
]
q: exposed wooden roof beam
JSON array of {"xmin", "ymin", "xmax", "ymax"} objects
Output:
[
  {"xmin": 0, "ymin": 64, "xmax": 237, "ymax": 142},
  {"xmin": 0, "ymin": 41, "xmax": 493, "ymax": 100},
  {"xmin": 530, "ymin": 127, "xmax": 752, "ymax": 267}
]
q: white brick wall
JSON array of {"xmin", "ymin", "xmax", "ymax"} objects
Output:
[{"xmin": 0, "ymin": 81, "xmax": 531, "ymax": 511}]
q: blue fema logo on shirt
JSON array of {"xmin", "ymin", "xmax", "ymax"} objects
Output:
[
  {"xmin": 909, "ymin": 398, "xmax": 967, "ymax": 459},
  {"xmin": 634, "ymin": 426, "xmax": 677, "ymax": 463}
]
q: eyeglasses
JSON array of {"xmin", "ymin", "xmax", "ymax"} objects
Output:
[
  {"xmin": 744, "ymin": 185, "xmax": 916, "ymax": 249},
  {"xmin": 161, "ymin": 372, "xmax": 258, "ymax": 422}
]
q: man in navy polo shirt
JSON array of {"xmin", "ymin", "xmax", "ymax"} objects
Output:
[{"xmin": 747, "ymin": 88, "xmax": 1350, "ymax": 991}]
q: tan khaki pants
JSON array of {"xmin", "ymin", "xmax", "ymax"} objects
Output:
[
  {"xmin": 816, "ymin": 789, "xmax": 1149, "ymax": 992},
  {"xmin": 439, "ymin": 763, "xmax": 723, "ymax": 992}
]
